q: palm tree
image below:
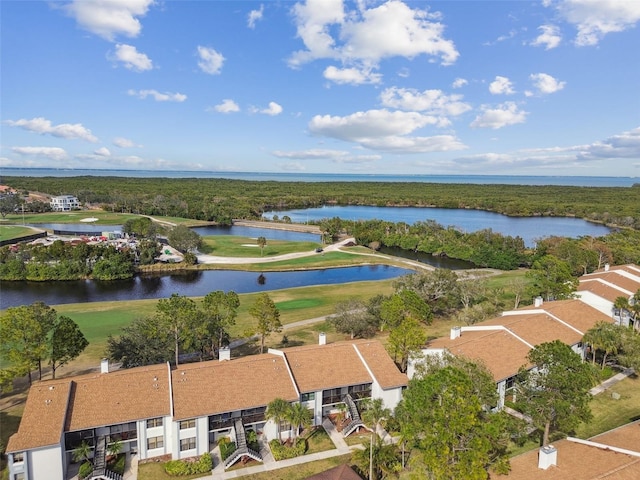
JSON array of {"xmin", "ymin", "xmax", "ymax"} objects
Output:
[
  {"xmin": 352, "ymin": 440, "xmax": 400, "ymax": 480},
  {"xmin": 257, "ymin": 236, "xmax": 267, "ymax": 256},
  {"xmin": 360, "ymin": 398, "xmax": 392, "ymax": 480},
  {"xmin": 107, "ymin": 439, "xmax": 123, "ymax": 460},
  {"xmin": 73, "ymin": 440, "xmax": 93, "ymax": 466},
  {"xmin": 266, "ymin": 398, "xmax": 291, "ymax": 444},
  {"xmin": 287, "ymin": 403, "xmax": 312, "ymax": 442}
]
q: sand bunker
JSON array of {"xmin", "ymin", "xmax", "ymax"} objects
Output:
[{"xmin": 80, "ymin": 217, "xmax": 99, "ymax": 223}]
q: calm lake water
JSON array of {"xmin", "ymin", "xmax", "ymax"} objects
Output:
[
  {"xmin": 262, "ymin": 205, "xmax": 612, "ymax": 247},
  {"xmin": 0, "ymin": 265, "xmax": 411, "ymax": 310}
]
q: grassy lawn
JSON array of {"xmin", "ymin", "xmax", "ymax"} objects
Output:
[
  {"xmin": 574, "ymin": 374, "xmax": 640, "ymax": 439},
  {"xmin": 137, "ymin": 462, "xmax": 209, "ymax": 480},
  {"xmin": 200, "ymin": 235, "xmax": 321, "ymax": 257},
  {"xmin": 344, "ymin": 431, "xmax": 371, "ymax": 447},
  {"xmin": 0, "ymin": 225, "xmax": 41, "ymax": 241},
  {"xmin": 303, "ymin": 427, "xmax": 336, "ymax": 454},
  {"xmin": 1, "ymin": 210, "xmax": 205, "ymax": 227},
  {"xmin": 48, "ymin": 280, "xmax": 396, "ymax": 367},
  {"xmin": 230, "ymin": 454, "xmax": 353, "ymax": 480}
]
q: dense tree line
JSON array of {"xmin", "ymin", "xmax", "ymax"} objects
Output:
[
  {"xmin": 2, "ymin": 176, "xmax": 639, "ymax": 229},
  {"xmin": 0, "ymin": 240, "xmax": 137, "ymax": 281}
]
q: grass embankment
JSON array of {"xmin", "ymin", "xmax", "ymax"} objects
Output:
[
  {"xmin": 199, "ymin": 235, "xmax": 321, "ymax": 257},
  {"xmin": 0, "ymin": 225, "xmax": 40, "ymax": 242},
  {"xmin": 0, "ymin": 210, "xmax": 208, "ymax": 227}
]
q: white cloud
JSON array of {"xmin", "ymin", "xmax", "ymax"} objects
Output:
[
  {"xmin": 271, "ymin": 149, "xmax": 381, "ymax": 164},
  {"xmin": 248, "ymin": 4, "xmax": 264, "ymax": 29},
  {"xmin": 379, "ymin": 87, "xmax": 471, "ymax": 117},
  {"xmin": 289, "ymin": 0, "xmax": 458, "ymax": 82},
  {"xmin": 323, "ymin": 66, "xmax": 382, "ymax": 85},
  {"xmin": 550, "ymin": 0, "xmax": 640, "ymax": 46},
  {"xmin": 452, "ymin": 78, "xmax": 468, "ymax": 88},
  {"xmin": 111, "ymin": 44, "xmax": 153, "ymax": 71},
  {"xmin": 197, "ymin": 46, "xmax": 225, "ymax": 75},
  {"xmin": 489, "ymin": 76, "xmax": 515, "ymax": 95},
  {"xmin": 94, "ymin": 147, "xmax": 111, "ymax": 157},
  {"xmin": 12, "ymin": 146, "xmax": 68, "ymax": 161},
  {"xmin": 272, "ymin": 149, "xmax": 350, "ymax": 160},
  {"xmin": 308, "ymin": 109, "xmax": 466, "ymax": 153},
  {"xmin": 252, "ymin": 102, "xmax": 283, "ymax": 116},
  {"xmin": 530, "ymin": 24, "xmax": 562, "ymax": 49},
  {"xmin": 63, "ymin": 0, "xmax": 154, "ymax": 41},
  {"xmin": 5, "ymin": 117, "xmax": 98, "ymax": 142},
  {"xmin": 127, "ymin": 89, "xmax": 187, "ymax": 102},
  {"xmin": 449, "ymin": 127, "xmax": 640, "ymax": 172},
  {"xmin": 212, "ymin": 99, "xmax": 240, "ymax": 113},
  {"xmin": 470, "ymin": 102, "xmax": 528, "ymax": 129},
  {"xmin": 113, "ymin": 137, "xmax": 140, "ymax": 148},
  {"xmin": 530, "ymin": 73, "xmax": 566, "ymax": 94}
]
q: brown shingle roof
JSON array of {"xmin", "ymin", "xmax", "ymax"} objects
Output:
[
  {"xmin": 284, "ymin": 342, "xmax": 373, "ymax": 393},
  {"xmin": 539, "ymin": 299, "xmax": 612, "ymax": 333},
  {"xmin": 66, "ymin": 363, "xmax": 171, "ymax": 432},
  {"xmin": 581, "ymin": 270, "xmax": 640, "ymax": 294},
  {"xmin": 353, "ymin": 340, "xmax": 408, "ymax": 389},
  {"xmin": 579, "ymin": 279, "xmax": 633, "ymax": 302},
  {"xmin": 171, "ymin": 354, "xmax": 299, "ymax": 420},
  {"xmin": 503, "ymin": 421, "xmax": 640, "ymax": 479},
  {"xmin": 428, "ymin": 329, "xmax": 531, "ymax": 382},
  {"xmin": 6, "ymin": 379, "xmax": 72, "ymax": 452}
]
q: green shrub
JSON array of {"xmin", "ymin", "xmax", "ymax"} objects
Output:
[
  {"xmin": 164, "ymin": 453, "xmax": 212, "ymax": 476},
  {"xmin": 218, "ymin": 439, "xmax": 237, "ymax": 461},
  {"xmin": 78, "ymin": 461, "xmax": 93, "ymax": 479},
  {"xmin": 269, "ymin": 439, "xmax": 306, "ymax": 461},
  {"xmin": 110, "ymin": 454, "xmax": 126, "ymax": 475}
]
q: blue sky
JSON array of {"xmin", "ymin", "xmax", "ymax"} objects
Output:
[{"xmin": 1, "ymin": 0, "xmax": 639, "ymax": 177}]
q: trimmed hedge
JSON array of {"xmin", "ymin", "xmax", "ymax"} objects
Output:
[
  {"xmin": 269, "ymin": 439, "xmax": 306, "ymax": 461},
  {"xmin": 164, "ymin": 453, "xmax": 213, "ymax": 476}
]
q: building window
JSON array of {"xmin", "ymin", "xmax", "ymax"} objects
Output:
[
  {"xmin": 180, "ymin": 437, "xmax": 196, "ymax": 451},
  {"xmin": 146, "ymin": 417, "xmax": 163, "ymax": 428},
  {"xmin": 147, "ymin": 436, "xmax": 163, "ymax": 450},
  {"xmin": 14, "ymin": 473, "xmax": 25, "ymax": 480},
  {"xmin": 301, "ymin": 392, "xmax": 315, "ymax": 402},
  {"xmin": 11, "ymin": 452, "xmax": 24, "ymax": 463},
  {"xmin": 179, "ymin": 419, "xmax": 196, "ymax": 429}
]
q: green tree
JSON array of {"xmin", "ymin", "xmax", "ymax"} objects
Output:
[
  {"xmin": 515, "ymin": 340, "xmax": 594, "ymax": 446},
  {"xmin": 360, "ymin": 397, "xmax": 393, "ymax": 479},
  {"xmin": 266, "ymin": 398, "xmax": 291, "ymax": 444},
  {"xmin": 393, "ymin": 268, "xmax": 461, "ymax": 315},
  {"xmin": 396, "ymin": 364, "xmax": 513, "ymax": 479},
  {"xmin": 386, "ymin": 318, "xmax": 426, "ymax": 373},
  {"xmin": 527, "ymin": 255, "xmax": 578, "ymax": 301},
  {"xmin": 582, "ymin": 322, "xmax": 623, "ymax": 369},
  {"xmin": 155, "ymin": 294, "xmax": 200, "ymax": 366},
  {"xmin": 286, "ymin": 402, "xmax": 312, "ymax": 442},
  {"xmin": 73, "ymin": 440, "xmax": 93, "ymax": 466},
  {"xmin": 257, "ymin": 236, "xmax": 267, "ymax": 256},
  {"xmin": 380, "ymin": 290, "xmax": 431, "ymax": 331},
  {"xmin": 618, "ymin": 329, "xmax": 640, "ymax": 371},
  {"xmin": 329, "ymin": 299, "xmax": 378, "ymax": 339},
  {"xmin": 352, "ymin": 440, "xmax": 400, "ymax": 480},
  {"xmin": 0, "ymin": 303, "xmax": 52, "ymax": 384},
  {"xmin": 167, "ymin": 224, "xmax": 202, "ymax": 253},
  {"xmin": 49, "ymin": 315, "xmax": 89, "ymax": 379},
  {"xmin": 0, "ymin": 194, "xmax": 20, "ymax": 218},
  {"xmin": 106, "ymin": 315, "xmax": 174, "ymax": 368},
  {"xmin": 201, "ymin": 290, "xmax": 240, "ymax": 357},
  {"xmin": 249, "ymin": 293, "xmax": 282, "ymax": 354}
]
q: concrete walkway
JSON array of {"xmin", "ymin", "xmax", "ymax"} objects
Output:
[{"xmin": 589, "ymin": 367, "xmax": 635, "ymax": 395}]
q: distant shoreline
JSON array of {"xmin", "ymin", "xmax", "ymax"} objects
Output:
[{"xmin": 1, "ymin": 167, "xmax": 636, "ymax": 187}]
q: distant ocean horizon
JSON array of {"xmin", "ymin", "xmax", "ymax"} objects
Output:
[{"xmin": 1, "ymin": 167, "xmax": 638, "ymax": 187}]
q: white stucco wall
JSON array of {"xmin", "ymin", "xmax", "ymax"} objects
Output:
[{"xmin": 28, "ymin": 445, "xmax": 65, "ymax": 480}]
